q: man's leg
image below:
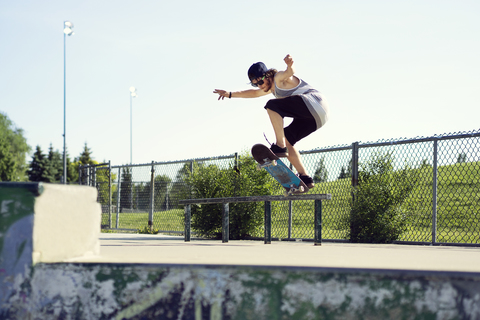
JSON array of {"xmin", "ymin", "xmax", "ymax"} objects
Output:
[
  {"xmin": 286, "ymin": 140, "xmax": 315, "ymax": 188},
  {"xmin": 266, "ymin": 108, "xmax": 286, "ymax": 148},
  {"xmin": 286, "ymin": 140, "xmax": 308, "ymax": 176}
]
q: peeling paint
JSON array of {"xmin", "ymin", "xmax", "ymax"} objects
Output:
[{"xmin": 4, "ymin": 264, "xmax": 480, "ymax": 319}]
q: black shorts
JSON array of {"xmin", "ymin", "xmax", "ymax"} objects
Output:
[{"xmin": 264, "ymin": 95, "xmax": 317, "ymax": 146}]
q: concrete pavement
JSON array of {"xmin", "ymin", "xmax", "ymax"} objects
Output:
[{"xmin": 69, "ymin": 233, "xmax": 480, "ymax": 273}]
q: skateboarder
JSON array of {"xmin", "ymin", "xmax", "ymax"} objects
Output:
[{"xmin": 213, "ymin": 54, "xmax": 329, "ymax": 188}]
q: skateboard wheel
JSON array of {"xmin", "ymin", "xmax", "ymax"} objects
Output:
[
  {"xmin": 284, "ymin": 190, "xmax": 290, "ymax": 197},
  {"xmin": 298, "ymin": 186, "xmax": 304, "ymax": 192},
  {"xmin": 271, "ymin": 160, "xmax": 277, "ymax": 166},
  {"xmin": 256, "ymin": 164, "xmax": 262, "ymax": 171}
]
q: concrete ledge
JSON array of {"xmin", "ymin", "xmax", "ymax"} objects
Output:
[{"xmin": 32, "ymin": 183, "xmax": 101, "ymax": 263}]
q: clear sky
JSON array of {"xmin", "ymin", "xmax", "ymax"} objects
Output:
[{"xmin": 1, "ymin": 0, "xmax": 479, "ymax": 166}]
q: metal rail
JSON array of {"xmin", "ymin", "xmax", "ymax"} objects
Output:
[{"xmin": 179, "ymin": 193, "xmax": 332, "ymax": 245}]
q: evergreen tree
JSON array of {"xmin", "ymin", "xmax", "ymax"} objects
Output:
[
  {"xmin": 338, "ymin": 159, "xmax": 353, "ymax": 180},
  {"xmin": 43, "ymin": 144, "xmax": 63, "ymax": 183},
  {"xmin": 77, "ymin": 142, "xmax": 94, "ymax": 165},
  {"xmin": 66, "ymin": 150, "xmax": 78, "ymax": 183},
  {"xmin": 28, "ymin": 146, "xmax": 47, "ymax": 182},
  {"xmin": 313, "ymin": 157, "xmax": 328, "ymax": 183}
]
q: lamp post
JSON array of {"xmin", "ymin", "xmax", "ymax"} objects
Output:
[
  {"xmin": 63, "ymin": 21, "xmax": 74, "ymax": 184},
  {"xmin": 129, "ymin": 87, "xmax": 137, "ymax": 164}
]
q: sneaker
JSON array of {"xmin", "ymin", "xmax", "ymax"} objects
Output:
[
  {"xmin": 270, "ymin": 144, "xmax": 288, "ymax": 157},
  {"xmin": 298, "ymin": 174, "xmax": 315, "ymax": 189}
]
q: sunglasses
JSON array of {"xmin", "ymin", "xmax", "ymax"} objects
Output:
[{"xmin": 251, "ymin": 75, "xmax": 266, "ymax": 87}]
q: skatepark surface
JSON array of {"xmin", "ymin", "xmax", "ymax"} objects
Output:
[{"xmin": 69, "ymin": 233, "xmax": 480, "ymax": 273}]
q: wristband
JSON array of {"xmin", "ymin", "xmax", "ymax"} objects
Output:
[{"xmin": 229, "ymin": 92, "xmax": 232, "ymax": 99}]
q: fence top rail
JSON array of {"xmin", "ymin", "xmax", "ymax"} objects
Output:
[
  {"xmin": 300, "ymin": 130, "xmax": 480, "ymax": 154},
  {"xmin": 178, "ymin": 193, "xmax": 332, "ymax": 205},
  {"xmin": 109, "ymin": 154, "xmax": 236, "ymax": 169}
]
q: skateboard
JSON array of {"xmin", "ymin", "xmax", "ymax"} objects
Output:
[{"xmin": 251, "ymin": 144, "xmax": 309, "ymax": 196}]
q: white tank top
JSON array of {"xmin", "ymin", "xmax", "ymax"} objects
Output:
[{"xmin": 273, "ymin": 77, "xmax": 329, "ymax": 129}]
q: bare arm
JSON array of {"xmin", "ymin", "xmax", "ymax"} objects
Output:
[
  {"xmin": 213, "ymin": 88, "xmax": 270, "ymax": 100},
  {"xmin": 274, "ymin": 54, "xmax": 297, "ymax": 88}
]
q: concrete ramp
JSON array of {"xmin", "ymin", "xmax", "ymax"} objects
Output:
[{"xmin": 1, "ymin": 182, "xmax": 480, "ymax": 319}]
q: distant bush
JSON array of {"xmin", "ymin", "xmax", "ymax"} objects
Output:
[
  {"xmin": 349, "ymin": 152, "xmax": 419, "ymax": 243},
  {"xmin": 184, "ymin": 152, "xmax": 275, "ymax": 239}
]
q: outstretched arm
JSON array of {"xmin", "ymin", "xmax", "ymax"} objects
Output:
[
  {"xmin": 213, "ymin": 88, "xmax": 270, "ymax": 100},
  {"xmin": 274, "ymin": 54, "xmax": 296, "ymax": 85}
]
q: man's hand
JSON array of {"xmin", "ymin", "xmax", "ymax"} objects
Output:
[
  {"xmin": 213, "ymin": 89, "xmax": 229, "ymax": 100},
  {"xmin": 284, "ymin": 54, "xmax": 294, "ymax": 68}
]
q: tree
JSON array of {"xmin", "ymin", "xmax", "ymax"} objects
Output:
[
  {"xmin": 338, "ymin": 159, "xmax": 354, "ymax": 180},
  {"xmin": 0, "ymin": 112, "xmax": 30, "ymax": 181},
  {"xmin": 28, "ymin": 146, "xmax": 47, "ymax": 182},
  {"xmin": 349, "ymin": 152, "xmax": 419, "ymax": 243},
  {"xmin": 120, "ymin": 167, "xmax": 133, "ymax": 210},
  {"xmin": 0, "ymin": 135, "xmax": 15, "ymax": 181},
  {"xmin": 457, "ymin": 153, "xmax": 467, "ymax": 164},
  {"xmin": 65, "ymin": 148, "xmax": 78, "ymax": 183},
  {"xmin": 75, "ymin": 143, "xmax": 97, "ymax": 185},
  {"xmin": 43, "ymin": 144, "xmax": 63, "ymax": 183},
  {"xmin": 184, "ymin": 153, "xmax": 275, "ymax": 239},
  {"xmin": 154, "ymin": 175, "xmax": 172, "ymax": 211},
  {"xmin": 77, "ymin": 142, "xmax": 95, "ymax": 165},
  {"xmin": 313, "ymin": 157, "xmax": 328, "ymax": 183}
]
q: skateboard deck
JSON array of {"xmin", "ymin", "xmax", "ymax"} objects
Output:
[{"xmin": 251, "ymin": 144, "xmax": 309, "ymax": 196}]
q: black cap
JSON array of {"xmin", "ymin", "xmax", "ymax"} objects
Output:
[{"xmin": 247, "ymin": 62, "xmax": 268, "ymax": 81}]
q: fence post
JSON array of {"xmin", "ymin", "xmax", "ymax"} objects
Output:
[
  {"xmin": 432, "ymin": 139, "xmax": 438, "ymax": 244},
  {"xmin": 108, "ymin": 161, "xmax": 111, "ymax": 228},
  {"xmin": 116, "ymin": 167, "xmax": 121, "ymax": 229},
  {"xmin": 234, "ymin": 152, "xmax": 239, "ymax": 197},
  {"xmin": 222, "ymin": 203, "xmax": 229, "ymax": 243},
  {"xmin": 264, "ymin": 201, "xmax": 272, "ymax": 244},
  {"xmin": 314, "ymin": 199, "xmax": 322, "ymax": 245},
  {"xmin": 351, "ymin": 142, "xmax": 359, "ymax": 188},
  {"xmin": 350, "ymin": 142, "xmax": 359, "ymax": 240},
  {"xmin": 288, "ymin": 163, "xmax": 293, "ymax": 239},
  {"xmin": 149, "ymin": 161, "xmax": 155, "ymax": 232},
  {"xmin": 190, "ymin": 161, "xmax": 194, "ymax": 199},
  {"xmin": 92, "ymin": 166, "xmax": 95, "ymax": 187}
]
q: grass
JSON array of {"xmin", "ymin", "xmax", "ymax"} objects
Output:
[
  {"xmin": 102, "ymin": 209, "xmax": 184, "ymax": 232},
  {"xmin": 102, "ymin": 161, "xmax": 480, "ymax": 244}
]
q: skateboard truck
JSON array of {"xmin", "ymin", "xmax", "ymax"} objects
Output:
[{"xmin": 285, "ymin": 184, "xmax": 305, "ymax": 196}]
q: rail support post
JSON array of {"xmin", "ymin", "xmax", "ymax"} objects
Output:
[
  {"xmin": 264, "ymin": 201, "xmax": 272, "ymax": 244},
  {"xmin": 184, "ymin": 204, "xmax": 191, "ymax": 242},
  {"xmin": 222, "ymin": 203, "xmax": 229, "ymax": 243},
  {"xmin": 314, "ymin": 199, "xmax": 322, "ymax": 246}
]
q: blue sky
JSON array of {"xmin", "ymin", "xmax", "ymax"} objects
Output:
[{"xmin": 1, "ymin": 0, "xmax": 479, "ymax": 166}]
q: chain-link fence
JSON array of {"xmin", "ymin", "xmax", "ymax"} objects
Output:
[
  {"xmin": 80, "ymin": 129, "xmax": 480, "ymax": 245},
  {"xmin": 80, "ymin": 155, "xmax": 236, "ymax": 233}
]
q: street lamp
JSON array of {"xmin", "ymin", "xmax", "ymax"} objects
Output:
[
  {"xmin": 63, "ymin": 21, "xmax": 74, "ymax": 184},
  {"xmin": 129, "ymin": 87, "xmax": 137, "ymax": 164}
]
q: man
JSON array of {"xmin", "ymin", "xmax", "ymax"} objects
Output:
[{"xmin": 213, "ymin": 54, "xmax": 329, "ymax": 188}]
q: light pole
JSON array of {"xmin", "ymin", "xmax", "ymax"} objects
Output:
[
  {"xmin": 63, "ymin": 21, "xmax": 74, "ymax": 184},
  {"xmin": 129, "ymin": 87, "xmax": 137, "ymax": 164}
]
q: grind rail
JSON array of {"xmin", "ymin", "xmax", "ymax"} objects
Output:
[{"xmin": 179, "ymin": 193, "xmax": 332, "ymax": 245}]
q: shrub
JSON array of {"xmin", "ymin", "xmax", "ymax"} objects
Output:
[
  {"xmin": 184, "ymin": 152, "xmax": 275, "ymax": 239},
  {"xmin": 349, "ymin": 152, "xmax": 419, "ymax": 243}
]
